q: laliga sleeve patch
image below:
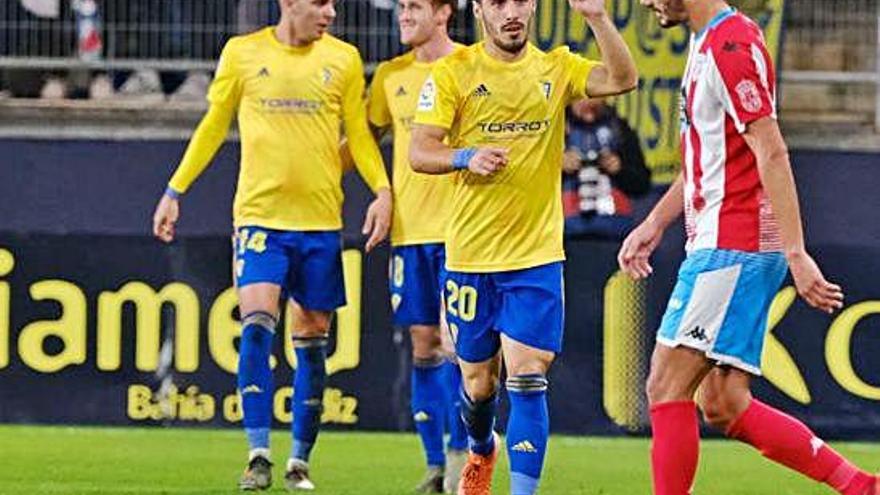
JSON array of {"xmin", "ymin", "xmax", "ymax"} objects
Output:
[
  {"xmin": 735, "ymin": 79, "xmax": 762, "ymax": 113},
  {"xmin": 417, "ymin": 75, "xmax": 436, "ymax": 111}
]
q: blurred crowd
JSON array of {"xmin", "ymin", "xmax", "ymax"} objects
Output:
[{"xmin": 0, "ymin": 0, "xmax": 284, "ymax": 101}]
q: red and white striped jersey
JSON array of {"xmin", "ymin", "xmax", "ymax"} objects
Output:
[{"xmin": 680, "ymin": 9, "xmax": 782, "ymax": 253}]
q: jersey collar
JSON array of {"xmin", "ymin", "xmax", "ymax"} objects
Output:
[{"xmin": 695, "ymin": 6, "xmax": 736, "ymax": 42}]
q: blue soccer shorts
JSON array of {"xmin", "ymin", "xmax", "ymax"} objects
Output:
[
  {"xmin": 233, "ymin": 226, "xmax": 346, "ymax": 311},
  {"xmin": 389, "ymin": 243, "xmax": 446, "ymax": 327},
  {"xmin": 657, "ymin": 249, "xmax": 788, "ymax": 375},
  {"xmin": 444, "ymin": 262, "xmax": 565, "ymax": 363}
]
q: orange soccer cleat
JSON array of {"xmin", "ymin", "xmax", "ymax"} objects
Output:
[{"xmin": 457, "ymin": 433, "xmax": 500, "ymax": 495}]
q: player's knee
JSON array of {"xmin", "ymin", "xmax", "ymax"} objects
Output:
[
  {"xmin": 240, "ymin": 312, "xmax": 277, "ymax": 356},
  {"xmin": 461, "ymin": 370, "xmax": 499, "ymax": 401},
  {"xmin": 645, "ymin": 368, "xmax": 670, "ymax": 405},
  {"xmin": 697, "ymin": 386, "xmax": 749, "ymax": 433},
  {"xmin": 410, "ymin": 325, "xmax": 442, "ymax": 360},
  {"xmin": 699, "ymin": 399, "xmax": 738, "ymax": 432},
  {"xmin": 645, "ymin": 368, "xmax": 691, "ymax": 405},
  {"xmin": 291, "ymin": 309, "xmax": 332, "ymax": 338}
]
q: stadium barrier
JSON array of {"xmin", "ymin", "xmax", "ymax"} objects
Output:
[
  {"xmin": 0, "ymin": 140, "xmax": 878, "ymax": 438},
  {"xmin": 0, "ymin": 0, "xmax": 474, "ymax": 70}
]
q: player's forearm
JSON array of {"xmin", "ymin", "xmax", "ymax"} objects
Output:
[
  {"xmin": 757, "ymin": 150, "xmax": 807, "ymax": 258},
  {"xmin": 347, "ymin": 122, "xmax": 391, "ymax": 193},
  {"xmin": 409, "ymin": 129, "xmax": 455, "ymax": 175},
  {"xmin": 645, "ymin": 174, "xmax": 684, "ymax": 231},
  {"xmin": 585, "ymin": 13, "xmax": 638, "ymax": 96},
  {"xmin": 168, "ymin": 104, "xmax": 235, "ymax": 194}
]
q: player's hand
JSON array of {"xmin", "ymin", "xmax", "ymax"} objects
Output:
[
  {"xmin": 152, "ymin": 193, "xmax": 180, "ymax": 243},
  {"xmin": 468, "ymin": 148, "xmax": 509, "ymax": 176},
  {"xmin": 617, "ymin": 219, "xmax": 664, "ymax": 279},
  {"xmin": 362, "ymin": 188, "xmax": 392, "ymax": 253},
  {"xmin": 787, "ymin": 251, "xmax": 844, "ymax": 314},
  {"xmin": 568, "ymin": 0, "xmax": 608, "ymax": 21}
]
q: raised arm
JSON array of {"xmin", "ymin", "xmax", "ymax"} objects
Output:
[{"xmin": 568, "ymin": 0, "xmax": 638, "ymax": 97}]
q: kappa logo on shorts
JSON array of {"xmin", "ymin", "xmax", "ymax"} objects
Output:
[
  {"xmin": 395, "ymin": 86, "xmax": 407, "ymax": 97},
  {"xmin": 685, "ymin": 325, "xmax": 708, "ymax": 342}
]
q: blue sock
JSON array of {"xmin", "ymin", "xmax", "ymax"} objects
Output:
[
  {"xmin": 460, "ymin": 388, "xmax": 497, "ymax": 457},
  {"xmin": 237, "ymin": 312, "xmax": 277, "ymax": 451},
  {"xmin": 444, "ymin": 361, "xmax": 468, "ymax": 451},
  {"xmin": 291, "ymin": 337, "xmax": 327, "ymax": 463},
  {"xmin": 506, "ymin": 374, "xmax": 550, "ymax": 495},
  {"xmin": 412, "ymin": 357, "xmax": 447, "ymax": 467}
]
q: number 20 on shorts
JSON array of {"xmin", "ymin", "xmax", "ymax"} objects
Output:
[{"xmin": 446, "ymin": 280, "xmax": 478, "ymax": 322}]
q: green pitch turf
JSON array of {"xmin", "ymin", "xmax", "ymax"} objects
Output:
[{"xmin": 0, "ymin": 425, "xmax": 877, "ymax": 494}]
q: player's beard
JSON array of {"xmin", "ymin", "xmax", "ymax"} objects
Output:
[{"xmin": 487, "ymin": 19, "xmax": 530, "ymax": 54}]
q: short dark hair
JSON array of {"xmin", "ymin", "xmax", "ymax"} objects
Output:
[{"xmin": 430, "ymin": 0, "xmax": 457, "ymax": 25}]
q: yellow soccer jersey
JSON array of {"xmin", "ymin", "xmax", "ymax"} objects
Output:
[
  {"xmin": 170, "ymin": 28, "xmax": 388, "ymax": 231},
  {"xmin": 414, "ymin": 42, "xmax": 600, "ymax": 272},
  {"xmin": 369, "ymin": 48, "xmax": 461, "ymax": 246}
]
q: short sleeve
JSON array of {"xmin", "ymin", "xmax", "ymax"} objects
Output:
[
  {"xmin": 709, "ymin": 38, "xmax": 775, "ymax": 133},
  {"xmin": 367, "ymin": 62, "xmax": 392, "ymax": 128},
  {"xmin": 207, "ymin": 39, "xmax": 243, "ymax": 109},
  {"xmin": 413, "ymin": 62, "xmax": 458, "ymax": 130},
  {"xmin": 564, "ymin": 49, "xmax": 601, "ymax": 103}
]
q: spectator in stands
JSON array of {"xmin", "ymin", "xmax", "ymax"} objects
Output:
[{"xmin": 562, "ymin": 98, "xmax": 651, "ymax": 240}]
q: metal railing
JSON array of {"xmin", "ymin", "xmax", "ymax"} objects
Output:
[
  {"xmin": 780, "ymin": 0, "xmax": 880, "ymax": 130},
  {"xmin": 2, "ymin": 0, "xmax": 878, "ymax": 130},
  {"xmin": 0, "ymin": 0, "xmax": 475, "ymax": 71}
]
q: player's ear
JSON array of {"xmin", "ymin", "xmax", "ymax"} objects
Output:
[
  {"xmin": 471, "ymin": 0, "xmax": 481, "ymax": 19},
  {"xmin": 437, "ymin": 3, "xmax": 453, "ymax": 24},
  {"xmin": 278, "ymin": 0, "xmax": 295, "ymax": 14}
]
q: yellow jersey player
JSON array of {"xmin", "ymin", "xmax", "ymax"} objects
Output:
[
  {"xmin": 151, "ymin": 0, "xmax": 391, "ymax": 491},
  {"xmin": 367, "ymin": 0, "xmax": 466, "ymax": 492},
  {"xmin": 409, "ymin": 0, "xmax": 637, "ymax": 493}
]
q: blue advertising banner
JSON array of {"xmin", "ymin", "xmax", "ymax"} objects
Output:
[{"xmin": 0, "ymin": 233, "xmax": 877, "ymax": 438}]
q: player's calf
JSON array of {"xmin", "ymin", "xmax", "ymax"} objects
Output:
[
  {"xmin": 290, "ymin": 336, "xmax": 328, "ymax": 468},
  {"xmin": 238, "ymin": 312, "xmax": 277, "ymax": 463},
  {"xmin": 411, "ymin": 354, "xmax": 448, "ymax": 490},
  {"xmin": 505, "ymin": 374, "xmax": 549, "ymax": 495},
  {"xmin": 727, "ymin": 398, "xmax": 877, "ymax": 495}
]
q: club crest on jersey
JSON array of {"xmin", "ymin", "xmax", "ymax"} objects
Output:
[
  {"xmin": 542, "ymin": 81, "xmax": 552, "ymax": 100},
  {"xmin": 417, "ymin": 76, "xmax": 436, "ymax": 111},
  {"xmin": 735, "ymin": 79, "xmax": 762, "ymax": 113},
  {"xmin": 322, "ymin": 67, "xmax": 332, "ymax": 85}
]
